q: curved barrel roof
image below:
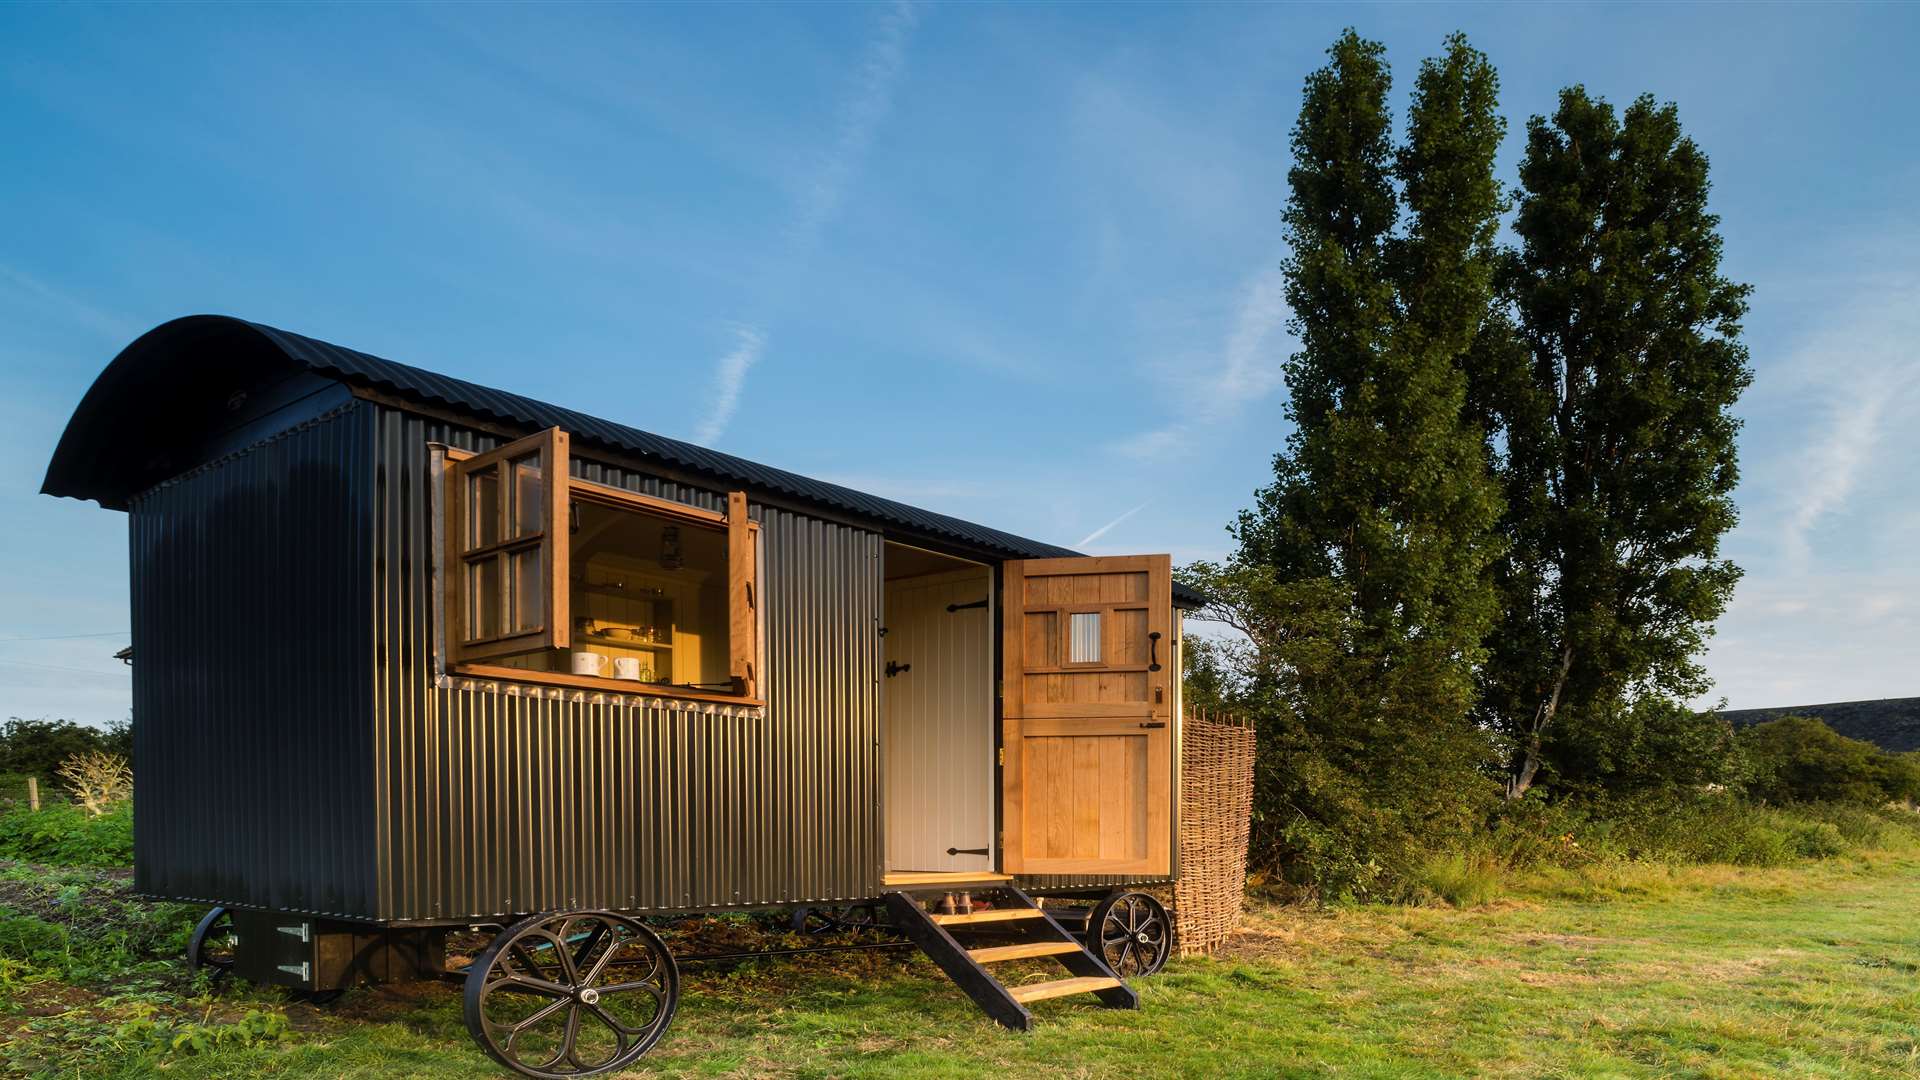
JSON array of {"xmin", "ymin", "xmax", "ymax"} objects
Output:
[{"xmin": 44, "ymin": 315, "xmax": 1203, "ymax": 603}]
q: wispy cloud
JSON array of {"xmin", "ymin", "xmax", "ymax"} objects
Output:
[
  {"xmin": 1077, "ymin": 501, "xmax": 1149, "ymax": 548},
  {"xmin": 1770, "ymin": 271, "xmax": 1920, "ymax": 569},
  {"xmin": 1120, "ymin": 261, "xmax": 1291, "ymax": 459},
  {"xmin": 692, "ymin": 325, "xmax": 767, "ymax": 446},
  {"xmin": 788, "ymin": 0, "xmax": 922, "ymax": 250},
  {"xmin": 696, "ymin": 0, "xmax": 923, "ymax": 445},
  {"xmin": 0, "ymin": 263, "xmax": 135, "ymax": 342}
]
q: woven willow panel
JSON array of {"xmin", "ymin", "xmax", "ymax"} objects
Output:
[{"xmin": 1173, "ymin": 709, "xmax": 1255, "ymax": 956}]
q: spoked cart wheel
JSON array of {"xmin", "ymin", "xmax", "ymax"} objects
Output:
[
  {"xmin": 1088, "ymin": 891, "xmax": 1172, "ymax": 978},
  {"xmin": 187, "ymin": 906, "xmax": 237, "ymax": 985},
  {"xmin": 464, "ymin": 910, "xmax": 678, "ymax": 1079}
]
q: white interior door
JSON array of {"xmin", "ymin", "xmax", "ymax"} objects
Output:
[{"xmin": 883, "ymin": 568, "xmax": 993, "ymax": 872}]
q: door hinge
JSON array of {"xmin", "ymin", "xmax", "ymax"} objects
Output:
[{"xmin": 997, "ymin": 746, "xmax": 1005, "ymax": 767}]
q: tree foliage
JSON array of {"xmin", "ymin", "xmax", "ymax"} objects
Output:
[
  {"xmin": 1188, "ymin": 30, "xmax": 1510, "ymax": 896},
  {"xmin": 1469, "ymin": 88, "xmax": 1753, "ymax": 797}
]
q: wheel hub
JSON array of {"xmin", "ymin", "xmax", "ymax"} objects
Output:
[{"xmin": 577, "ymin": 986, "xmax": 601, "ymax": 1005}]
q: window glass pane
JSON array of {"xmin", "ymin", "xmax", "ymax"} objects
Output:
[
  {"xmin": 550, "ymin": 500, "xmax": 731, "ymax": 688},
  {"xmin": 467, "ymin": 468, "xmax": 499, "ymax": 550},
  {"xmin": 509, "ymin": 454, "xmax": 544, "ymax": 539},
  {"xmin": 466, "ymin": 557, "xmax": 501, "ymax": 641},
  {"xmin": 511, "ymin": 547, "xmax": 543, "ymax": 634},
  {"xmin": 1069, "ymin": 611, "xmax": 1102, "ymax": 664}
]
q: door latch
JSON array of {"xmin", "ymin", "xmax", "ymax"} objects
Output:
[{"xmin": 885, "ymin": 660, "xmax": 912, "ymax": 678}]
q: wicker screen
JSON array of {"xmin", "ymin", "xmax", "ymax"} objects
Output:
[{"xmin": 1173, "ymin": 708, "xmax": 1255, "ymax": 956}]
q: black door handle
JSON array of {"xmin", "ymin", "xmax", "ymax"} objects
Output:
[
  {"xmin": 885, "ymin": 661, "xmax": 912, "ymax": 678},
  {"xmin": 1148, "ymin": 631, "xmax": 1162, "ymax": 672}
]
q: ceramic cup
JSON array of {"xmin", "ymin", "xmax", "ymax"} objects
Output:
[
  {"xmin": 613, "ymin": 657, "xmax": 643, "ymax": 680},
  {"xmin": 572, "ymin": 652, "xmax": 607, "ymax": 677}
]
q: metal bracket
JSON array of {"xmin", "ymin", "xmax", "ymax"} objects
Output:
[
  {"xmin": 946, "ymin": 599, "xmax": 988, "ymax": 613},
  {"xmin": 277, "ymin": 961, "xmax": 310, "ymax": 982},
  {"xmin": 276, "ymin": 923, "xmax": 310, "ymax": 943}
]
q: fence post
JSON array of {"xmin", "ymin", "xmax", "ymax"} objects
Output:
[{"xmin": 27, "ymin": 776, "xmax": 39, "ymax": 812}]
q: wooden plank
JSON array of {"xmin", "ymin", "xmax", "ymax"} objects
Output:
[
  {"xmin": 967, "ymin": 942, "xmax": 1083, "ymax": 964},
  {"xmin": 930, "ymin": 908, "xmax": 1046, "ymax": 926},
  {"xmin": 881, "ymin": 871, "xmax": 1012, "ymax": 887},
  {"xmin": 727, "ymin": 491, "xmax": 756, "ymax": 699},
  {"xmin": 1007, "ymin": 976, "xmax": 1123, "ymax": 1004},
  {"xmin": 452, "ymin": 664, "xmax": 764, "ymax": 707}
]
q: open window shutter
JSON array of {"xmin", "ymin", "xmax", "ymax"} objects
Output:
[
  {"xmin": 447, "ymin": 428, "xmax": 570, "ymax": 663},
  {"xmin": 727, "ymin": 491, "xmax": 757, "ymax": 697}
]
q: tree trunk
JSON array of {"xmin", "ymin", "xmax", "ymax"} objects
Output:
[{"xmin": 1506, "ymin": 641, "xmax": 1574, "ymax": 800}]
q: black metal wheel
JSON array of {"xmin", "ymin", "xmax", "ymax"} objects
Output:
[
  {"xmin": 464, "ymin": 910, "xmax": 678, "ymax": 1079},
  {"xmin": 1089, "ymin": 892, "xmax": 1171, "ymax": 978},
  {"xmin": 789, "ymin": 903, "xmax": 885, "ymax": 935},
  {"xmin": 187, "ymin": 906, "xmax": 237, "ymax": 985}
]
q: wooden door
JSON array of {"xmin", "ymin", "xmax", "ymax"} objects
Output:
[{"xmin": 1001, "ymin": 555, "xmax": 1173, "ymax": 876}]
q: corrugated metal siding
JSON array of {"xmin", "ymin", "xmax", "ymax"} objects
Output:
[
  {"xmin": 129, "ymin": 402, "xmax": 378, "ymax": 917},
  {"xmin": 371, "ymin": 407, "xmax": 883, "ymax": 921}
]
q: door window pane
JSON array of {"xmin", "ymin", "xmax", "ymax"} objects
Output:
[
  {"xmin": 467, "ymin": 468, "xmax": 500, "ymax": 549},
  {"xmin": 1069, "ymin": 612, "xmax": 1102, "ymax": 664}
]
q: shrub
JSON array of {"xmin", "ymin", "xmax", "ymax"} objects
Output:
[
  {"xmin": 56, "ymin": 751, "xmax": 132, "ymax": 816},
  {"xmin": 1742, "ymin": 715, "xmax": 1918, "ymax": 806},
  {"xmin": 0, "ymin": 801, "xmax": 134, "ymax": 867}
]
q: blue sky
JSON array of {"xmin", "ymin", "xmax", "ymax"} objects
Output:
[{"xmin": 2, "ymin": 2, "xmax": 1915, "ymax": 726}]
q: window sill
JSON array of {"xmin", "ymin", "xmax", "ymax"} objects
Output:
[{"xmin": 451, "ymin": 663, "xmax": 764, "ymax": 708}]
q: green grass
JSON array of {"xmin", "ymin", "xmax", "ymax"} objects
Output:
[{"xmin": 3, "ymin": 846, "xmax": 1918, "ymax": 1078}]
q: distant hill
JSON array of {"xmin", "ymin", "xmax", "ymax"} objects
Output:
[{"xmin": 1721, "ymin": 698, "xmax": 1920, "ymax": 753}]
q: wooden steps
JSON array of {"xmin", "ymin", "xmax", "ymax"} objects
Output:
[
  {"xmin": 967, "ymin": 941, "xmax": 1084, "ymax": 963},
  {"xmin": 883, "ymin": 885, "xmax": 1138, "ymax": 1032},
  {"xmin": 1008, "ymin": 976, "xmax": 1123, "ymax": 1004}
]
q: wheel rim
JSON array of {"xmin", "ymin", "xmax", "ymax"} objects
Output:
[
  {"xmin": 188, "ymin": 907, "xmax": 237, "ymax": 983},
  {"xmin": 1095, "ymin": 893, "xmax": 1170, "ymax": 978},
  {"xmin": 465, "ymin": 911, "xmax": 678, "ymax": 1078}
]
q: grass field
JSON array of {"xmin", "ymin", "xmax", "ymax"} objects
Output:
[{"xmin": 3, "ymin": 849, "xmax": 1918, "ymax": 1078}]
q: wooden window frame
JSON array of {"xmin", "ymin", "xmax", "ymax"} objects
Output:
[
  {"xmin": 1020, "ymin": 601, "xmax": 1155, "ymax": 675},
  {"xmin": 445, "ymin": 428, "xmax": 570, "ymax": 662},
  {"xmin": 443, "ymin": 432, "xmax": 762, "ymax": 706}
]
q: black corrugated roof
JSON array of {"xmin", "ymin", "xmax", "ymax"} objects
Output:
[{"xmin": 45, "ymin": 315, "xmax": 1204, "ymax": 605}]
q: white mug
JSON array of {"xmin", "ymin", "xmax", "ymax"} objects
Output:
[
  {"xmin": 613, "ymin": 657, "xmax": 643, "ymax": 681},
  {"xmin": 572, "ymin": 652, "xmax": 607, "ymax": 677}
]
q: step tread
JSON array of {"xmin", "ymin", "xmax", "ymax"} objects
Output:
[
  {"xmin": 967, "ymin": 941, "xmax": 1085, "ymax": 963},
  {"xmin": 930, "ymin": 908, "xmax": 1046, "ymax": 926},
  {"xmin": 1007, "ymin": 976, "xmax": 1123, "ymax": 1003},
  {"xmin": 882, "ymin": 871, "xmax": 1014, "ymax": 887}
]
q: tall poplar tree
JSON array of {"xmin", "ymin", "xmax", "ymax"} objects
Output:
[
  {"xmin": 1470, "ymin": 89, "xmax": 1752, "ymax": 798},
  {"xmin": 1210, "ymin": 31, "xmax": 1507, "ymax": 884}
]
